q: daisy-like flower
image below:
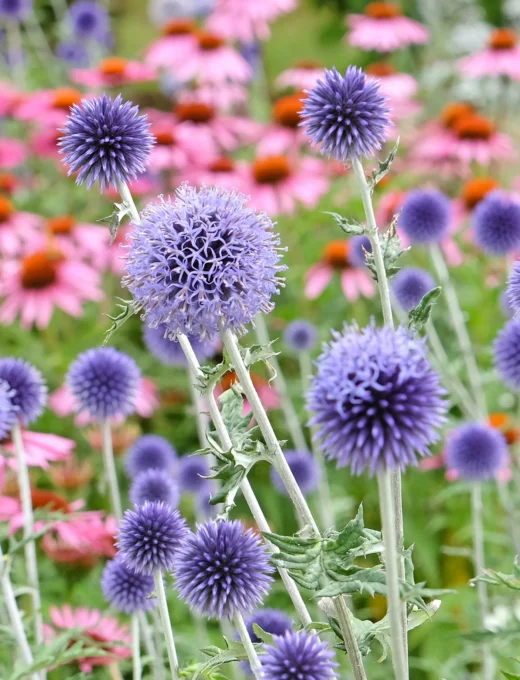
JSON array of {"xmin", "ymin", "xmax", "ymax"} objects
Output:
[
  {"xmin": 179, "ymin": 156, "xmax": 248, "ymax": 192},
  {"xmin": 44, "ymin": 215, "xmax": 111, "ymax": 266},
  {"xmin": 0, "ymin": 246, "xmax": 102, "ymax": 329},
  {"xmin": 459, "ymin": 28, "xmax": 520, "ymax": 80},
  {"xmin": 449, "ymin": 113, "xmax": 515, "ymax": 166},
  {"xmin": 305, "ymin": 239, "xmax": 375, "ymax": 301},
  {"xmin": 102, "ymin": 557, "xmax": 157, "ymax": 614},
  {"xmin": 257, "ymin": 93, "xmax": 307, "ymax": 156},
  {"xmin": 262, "ymin": 630, "xmax": 338, "ymax": 679},
  {"xmin": 14, "ymin": 88, "xmax": 84, "ymax": 126},
  {"xmin": 0, "ymin": 138, "xmax": 27, "ymax": 169},
  {"xmin": 147, "ymin": 114, "xmax": 217, "ymax": 174},
  {"xmin": 0, "ymin": 80, "xmax": 21, "ymax": 117},
  {"xmin": 2, "ymin": 430, "xmax": 74, "ymax": 469},
  {"xmin": 49, "ymin": 457, "xmax": 94, "ymax": 490},
  {"xmin": 445, "ymin": 423, "xmax": 508, "ymax": 481},
  {"xmin": 276, "ymin": 61, "xmax": 324, "ymax": 92},
  {"xmin": 366, "ymin": 63, "xmax": 421, "ymax": 119},
  {"xmin": 145, "ymin": 19, "xmax": 198, "ymax": 70},
  {"xmin": 346, "ymin": 1, "xmax": 428, "ymax": 52},
  {"xmin": 450, "ymin": 176, "xmax": 500, "ymax": 232},
  {"xmin": 207, "ymin": 0, "xmax": 297, "ymax": 43},
  {"xmin": 0, "ymin": 198, "xmax": 42, "ymax": 257},
  {"xmin": 42, "ymin": 513, "xmax": 117, "ymax": 566},
  {"xmin": 70, "ymin": 57, "xmax": 157, "ymax": 88}
]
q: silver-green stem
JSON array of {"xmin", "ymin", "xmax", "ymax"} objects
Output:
[
  {"xmin": 132, "ymin": 615, "xmax": 142, "ymax": 680},
  {"xmin": 101, "ymin": 419, "xmax": 123, "ymax": 522},
  {"xmin": 234, "ymin": 612, "xmax": 262, "ymax": 679},
  {"xmin": 139, "ymin": 611, "xmax": 165, "ymax": 680},
  {"xmin": 117, "ymin": 180, "xmax": 140, "ymax": 223},
  {"xmin": 334, "ymin": 595, "xmax": 367, "ymax": 680},
  {"xmin": 153, "ymin": 571, "xmax": 179, "ymax": 680}
]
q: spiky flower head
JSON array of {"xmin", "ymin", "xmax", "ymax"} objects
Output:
[
  {"xmin": 125, "ymin": 435, "xmax": 177, "ymax": 479},
  {"xmin": 262, "ymin": 630, "xmax": 339, "ymax": 680},
  {"xmin": 0, "ymin": 381, "xmax": 17, "ymax": 439},
  {"xmin": 178, "ymin": 456, "xmax": 211, "ymax": 494},
  {"xmin": 101, "ymin": 556, "xmax": 156, "ymax": 614},
  {"xmin": 271, "ymin": 450, "xmax": 320, "ymax": 496},
  {"xmin": 174, "ymin": 520, "xmax": 274, "ymax": 619},
  {"xmin": 307, "ymin": 324, "xmax": 447, "ymax": 474},
  {"xmin": 301, "ymin": 66, "xmax": 390, "ymax": 161},
  {"xmin": 445, "ymin": 423, "xmax": 507, "ymax": 481},
  {"xmin": 473, "ymin": 192, "xmax": 520, "ymax": 255},
  {"xmin": 245, "ymin": 609, "xmax": 293, "ymax": 643},
  {"xmin": 0, "ymin": 0, "xmax": 32, "ymax": 20},
  {"xmin": 398, "ymin": 189, "xmax": 451, "ymax": 244},
  {"xmin": 283, "ymin": 320, "xmax": 318, "ymax": 353},
  {"xmin": 130, "ymin": 469, "xmax": 180, "ymax": 508},
  {"xmin": 59, "ymin": 94, "xmax": 154, "ymax": 191},
  {"xmin": 67, "ymin": 347, "xmax": 140, "ymax": 421},
  {"xmin": 143, "ymin": 324, "xmax": 219, "ymax": 367},
  {"xmin": 494, "ymin": 318, "xmax": 520, "ymax": 390},
  {"xmin": 117, "ymin": 501, "xmax": 187, "ymax": 574},
  {"xmin": 124, "ymin": 186, "xmax": 286, "ymax": 341},
  {"xmin": 508, "ymin": 262, "xmax": 520, "ymax": 313},
  {"xmin": 501, "ymin": 289, "xmax": 515, "ymax": 318},
  {"xmin": 392, "ymin": 267, "xmax": 436, "ymax": 312},
  {"xmin": 348, "ymin": 235, "xmax": 372, "ymax": 267},
  {"xmin": 68, "ymin": 0, "xmax": 109, "ymax": 39},
  {"xmin": 0, "ymin": 358, "xmax": 47, "ymax": 425}
]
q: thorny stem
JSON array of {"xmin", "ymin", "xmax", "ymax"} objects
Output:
[
  {"xmin": 132, "ymin": 615, "xmax": 142, "ymax": 680},
  {"xmin": 234, "ymin": 611, "xmax": 263, "ymax": 679},
  {"xmin": 154, "ymin": 570, "xmax": 179, "ymax": 680},
  {"xmin": 101, "ymin": 419, "xmax": 123, "ymax": 522},
  {"xmin": 334, "ymin": 595, "xmax": 368, "ymax": 680}
]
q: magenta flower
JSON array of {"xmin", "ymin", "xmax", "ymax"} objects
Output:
[{"xmin": 346, "ymin": 2, "xmax": 429, "ymax": 52}]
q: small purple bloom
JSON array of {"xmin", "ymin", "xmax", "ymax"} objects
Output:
[
  {"xmin": 178, "ymin": 456, "xmax": 211, "ymax": 494},
  {"xmin": 0, "ymin": 0, "xmax": 32, "ymax": 21},
  {"xmin": 174, "ymin": 520, "xmax": 274, "ymax": 619},
  {"xmin": 67, "ymin": 347, "xmax": 140, "ymax": 421},
  {"xmin": 143, "ymin": 324, "xmax": 219, "ymax": 367},
  {"xmin": 398, "ymin": 190, "xmax": 451, "ymax": 245},
  {"xmin": 507, "ymin": 262, "xmax": 520, "ymax": 312},
  {"xmin": 246, "ymin": 609, "xmax": 293, "ymax": 643},
  {"xmin": 0, "ymin": 358, "xmax": 47, "ymax": 426},
  {"xmin": 500, "ymin": 289, "xmax": 515, "ymax": 318},
  {"xmin": 59, "ymin": 94, "xmax": 155, "ymax": 191},
  {"xmin": 445, "ymin": 423, "xmax": 507, "ymax": 481},
  {"xmin": 0, "ymin": 380, "xmax": 16, "ymax": 439},
  {"xmin": 130, "ymin": 469, "xmax": 179, "ymax": 508},
  {"xmin": 494, "ymin": 318, "xmax": 520, "ymax": 390},
  {"xmin": 125, "ymin": 435, "xmax": 177, "ymax": 479},
  {"xmin": 348, "ymin": 235, "xmax": 372, "ymax": 268},
  {"xmin": 473, "ymin": 192, "xmax": 520, "ymax": 256},
  {"xmin": 271, "ymin": 450, "xmax": 319, "ymax": 496},
  {"xmin": 283, "ymin": 320, "xmax": 318, "ymax": 353},
  {"xmin": 117, "ymin": 501, "xmax": 187, "ymax": 574},
  {"xmin": 55, "ymin": 41, "xmax": 89, "ymax": 67},
  {"xmin": 301, "ymin": 66, "xmax": 390, "ymax": 161},
  {"xmin": 68, "ymin": 0, "xmax": 109, "ymax": 40},
  {"xmin": 392, "ymin": 267, "xmax": 436, "ymax": 312},
  {"xmin": 307, "ymin": 324, "xmax": 447, "ymax": 474},
  {"xmin": 262, "ymin": 630, "xmax": 339, "ymax": 680},
  {"xmin": 124, "ymin": 186, "xmax": 286, "ymax": 341},
  {"xmin": 101, "ymin": 556, "xmax": 156, "ymax": 614}
]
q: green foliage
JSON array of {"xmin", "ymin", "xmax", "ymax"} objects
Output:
[
  {"xmin": 365, "ymin": 214, "xmax": 408, "ymax": 282},
  {"xmin": 408, "ymin": 287, "xmax": 442, "ymax": 334},
  {"xmin": 471, "ymin": 556, "xmax": 520, "ymax": 591},
  {"xmin": 368, "ymin": 139, "xmax": 400, "ymax": 194},
  {"xmin": 325, "ymin": 212, "xmax": 365, "ymax": 236},
  {"xmin": 99, "ymin": 201, "xmax": 132, "ymax": 244},
  {"xmin": 103, "ymin": 297, "xmax": 137, "ymax": 345},
  {"xmin": 181, "ymin": 638, "xmax": 260, "ymax": 679}
]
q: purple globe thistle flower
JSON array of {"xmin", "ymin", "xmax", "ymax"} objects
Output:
[
  {"xmin": 124, "ymin": 186, "xmax": 286, "ymax": 341},
  {"xmin": 55, "ymin": 41, "xmax": 89, "ymax": 67},
  {"xmin": 473, "ymin": 192, "xmax": 520, "ymax": 256},
  {"xmin": 392, "ymin": 267, "xmax": 436, "ymax": 312},
  {"xmin": 500, "ymin": 289, "xmax": 515, "ymax": 318},
  {"xmin": 67, "ymin": 347, "xmax": 140, "ymax": 421},
  {"xmin": 0, "ymin": 358, "xmax": 47, "ymax": 426},
  {"xmin": 59, "ymin": 94, "xmax": 155, "ymax": 191},
  {"xmin": 307, "ymin": 324, "xmax": 447, "ymax": 475},
  {"xmin": 301, "ymin": 66, "xmax": 390, "ymax": 161},
  {"xmin": 143, "ymin": 324, "xmax": 219, "ymax": 367},
  {"xmin": 445, "ymin": 423, "xmax": 507, "ymax": 481},
  {"xmin": 125, "ymin": 435, "xmax": 177, "ymax": 479},
  {"xmin": 262, "ymin": 630, "xmax": 339, "ymax": 680},
  {"xmin": 178, "ymin": 456, "xmax": 211, "ymax": 494},
  {"xmin": 494, "ymin": 318, "xmax": 520, "ymax": 390},
  {"xmin": 174, "ymin": 520, "xmax": 274, "ymax": 619},
  {"xmin": 398, "ymin": 189, "xmax": 451, "ymax": 245},
  {"xmin": 117, "ymin": 501, "xmax": 187, "ymax": 574},
  {"xmin": 348, "ymin": 235, "xmax": 372, "ymax": 268},
  {"xmin": 270, "ymin": 450, "xmax": 320, "ymax": 496},
  {"xmin": 101, "ymin": 556, "xmax": 156, "ymax": 614},
  {"xmin": 68, "ymin": 0, "xmax": 109, "ymax": 40},
  {"xmin": 0, "ymin": 0, "xmax": 32, "ymax": 21},
  {"xmin": 283, "ymin": 320, "xmax": 318, "ymax": 353},
  {"xmin": 507, "ymin": 262, "xmax": 520, "ymax": 312},
  {"xmin": 0, "ymin": 381, "xmax": 16, "ymax": 439},
  {"xmin": 246, "ymin": 609, "xmax": 293, "ymax": 643},
  {"xmin": 130, "ymin": 469, "xmax": 180, "ymax": 508}
]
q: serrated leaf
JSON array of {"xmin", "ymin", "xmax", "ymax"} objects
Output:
[
  {"xmin": 408, "ymin": 287, "xmax": 442, "ymax": 333},
  {"xmin": 365, "ymin": 211, "xmax": 408, "ymax": 282},
  {"xmin": 471, "ymin": 559, "xmax": 520, "ymax": 590},
  {"xmin": 252, "ymin": 624, "xmax": 274, "ymax": 646},
  {"xmin": 195, "ymin": 359, "xmax": 231, "ymax": 395},
  {"xmin": 192, "ymin": 637, "xmax": 260, "ymax": 680},
  {"xmin": 400, "ymin": 546, "xmax": 453, "ymax": 612},
  {"xmin": 325, "ymin": 212, "xmax": 365, "ymax": 236},
  {"xmin": 241, "ymin": 341, "xmax": 279, "ymax": 382},
  {"xmin": 103, "ymin": 297, "xmax": 136, "ymax": 345},
  {"xmin": 368, "ymin": 138, "xmax": 400, "ymax": 193},
  {"xmin": 98, "ymin": 201, "xmax": 132, "ymax": 244}
]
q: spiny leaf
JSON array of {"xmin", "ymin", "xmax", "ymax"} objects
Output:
[
  {"xmin": 191, "ymin": 637, "xmax": 261, "ymax": 679},
  {"xmin": 252, "ymin": 624, "xmax": 275, "ymax": 646},
  {"xmin": 408, "ymin": 287, "xmax": 442, "ymax": 333},
  {"xmin": 98, "ymin": 201, "xmax": 132, "ymax": 244},
  {"xmin": 195, "ymin": 359, "xmax": 230, "ymax": 394},
  {"xmin": 365, "ymin": 213, "xmax": 408, "ymax": 282},
  {"xmin": 471, "ymin": 566, "xmax": 520, "ymax": 591},
  {"xmin": 325, "ymin": 212, "xmax": 365, "ymax": 236},
  {"xmin": 368, "ymin": 138, "xmax": 400, "ymax": 193},
  {"xmin": 103, "ymin": 297, "xmax": 136, "ymax": 345}
]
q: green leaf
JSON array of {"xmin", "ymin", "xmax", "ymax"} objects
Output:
[
  {"xmin": 408, "ymin": 287, "xmax": 442, "ymax": 333},
  {"xmin": 241, "ymin": 341, "xmax": 279, "ymax": 380},
  {"xmin": 502, "ymin": 672, "xmax": 520, "ymax": 679},
  {"xmin": 471, "ymin": 559, "xmax": 520, "ymax": 591},
  {"xmin": 98, "ymin": 201, "xmax": 132, "ymax": 244},
  {"xmin": 103, "ymin": 297, "xmax": 137, "ymax": 345},
  {"xmin": 252, "ymin": 624, "xmax": 275, "ymax": 646},
  {"xmin": 368, "ymin": 138, "xmax": 400, "ymax": 192},
  {"xmin": 195, "ymin": 359, "xmax": 231, "ymax": 394},
  {"xmin": 365, "ymin": 213, "xmax": 408, "ymax": 282},
  {"xmin": 324, "ymin": 212, "xmax": 365, "ymax": 236},
  {"xmin": 190, "ymin": 637, "xmax": 261, "ymax": 679},
  {"xmin": 400, "ymin": 546, "xmax": 453, "ymax": 612}
]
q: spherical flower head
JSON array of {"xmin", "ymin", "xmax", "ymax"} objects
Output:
[
  {"xmin": 271, "ymin": 450, "xmax": 320, "ymax": 496},
  {"xmin": 0, "ymin": 380, "xmax": 17, "ymax": 439},
  {"xmin": 178, "ymin": 456, "xmax": 211, "ymax": 494},
  {"xmin": 392, "ymin": 267, "xmax": 436, "ymax": 312},
  {"xmin": 301, "ymin": 66, "xmax": 390, "ymax": 161},
  {"xmin": 174, "ymin": 520, "xmax": 274, "ymax": 619},
  {"xmin": 262, "ymin": 630, "xmax": 339, "ymax": 680},
  {"xmin": 500, "ymin": 289, "xmax": 515, "ymax": 318},
  {"xmin": 348, "ymin": 235, "xmax": 372, "ymax": 268},
  {"xmin": 283, "ymin": 320, "xmax": 318, "ymax": 353},
  {"xmin": 124, "ymin": 186, "xmax": 286, "ymax": 341},
  {"xmin": 68, "ymin": 0, "xmax": 109, "ymax": 40},
  {"xmin": 67, "ymin": 347, "xmax": 140, "ymax": 421},
  {"xmin": 143, "ymin": 324, "xmax": 219, "ymax": 367},
  {"xmin": 0, "ymin": 358, "xmax": 47, "ymax": 426},
  {"xmin": 474, "ymin": 192, "xmax": 520, "ymax": 256},
  {"xmin": 307, "ymin": 324, "xmax": 447, "ymax": 474},
  {"xmin": 130, "ymin": 469, "xmax": 179, "ymax": 508},
  {"xmin": 56, "ymin": 40, "xmax": 89, "ymax": 67},
  {"xmin": 117, "ymin": 501, "xmax": 187, "ymax": 574},
  {"xmin": 59, "ymin": 94, "xmax": 155, "ymax": 191},
  {"xmin": 445, "ymin": 423, "xmax": 507, "ymax": 481},
  {"xmin": 507, "ymin": 262, "xmax": 520, "ymax": 312},
  {"xmin": 101, "ymin": 556, "xmax": 156, "ymax": 614},
  {"xmin": 245, "ymin": 609, "xmax": 293, "ymax": 643},
  {"xmin": 125, "ymin": 435, "xmax": 177, "ymax": 479},
  {"xmin": 494, "ymin": 318, "xmax": 520, "ymax": 390},
  {"xmin": 398, "ymin": 189, "xmax": 451, "ymax": 245},
  {"xmin": 0, "ymin": 0, "xmax": 32, "ymax": 20}
]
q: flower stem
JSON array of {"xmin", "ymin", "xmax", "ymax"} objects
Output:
[
  {"xmin": 234, "ymin": 611, "xmax": 262, "ymax": 679},
  {"xmin": 101, "ymin": 419, "xmax": 123, "ymax": 522},
  {"xmin": 334, "ymin": 595, "xmax": 367, "ymax": 680},
  {"xmin": 153, "ymin": 570, "xmax": 179, "ymax": 680},
  {"xmin": 117, "ymin": 180, "xmax": 141, "ymax": 223},
  {"xmin": 139, "ymin": 611, "xmax": 165, "ymax": 680},
  {"xmin": 132, "ymin": 615, "xmax": 142, "ymax": 680}
]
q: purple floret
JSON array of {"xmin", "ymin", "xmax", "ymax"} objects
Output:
[{"xmin": 0, "ymin": 358, "xmax": 47, "ymax": 426}]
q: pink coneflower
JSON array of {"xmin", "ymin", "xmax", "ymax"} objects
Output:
[
  {"xmin": 179, "ymin": 157, "xmax": 248, "ymax": 192},
  {"xmin": 42, "ymin": 512, "xmax": 117, "ymax": 565},
  {"xmin": 257, "ymin": 93, "xmax": 308, "ymax": 156},
  {"xmin": 305, "ymin": 240, "xmax": 375, "ymax": 301},
  {"xmin": 2, "ymin": 430, "xmax": 74, "ymax": 470},
  {"xmin": 31, "ymin": 126, "xmax": 62, "ymax": 161},
  {"xmin": 148, "ymin": 121, "xmax": 217, "ymax": 174},
  {"xmin": 14, "ymin": 87, "xmax": 84, "ymax": 126},
  {"xmin": 179, "ymin": 81, "xmax": 249, "ymax": 109},
  {"xmin": 145, "ymin": 19, "xmax": 198, "ymax": 70},
  {"xmin": 70, "ymin": 57, "xmax": 156, "ymax": 88},
  {"xmin": 0, "ymin": 138, "xmax": 27, "ymax": 169},
  {"xmin": 46, "ymin": 606, "xmax": 130, "ymax": 673},
  {"xmin": 0, "ymin": 172, "xmax": 20, "ymax": 196},
  {"xmin": 459, "ymin": 28, "xmax": 520, "ymax": 80},
  {"xmin": 276, "ymin": 61, "xmax": 324, "ymax": 91},
  {"xmin": 0, "ymin": 80, "xmax": 21, "ymax": 117},
  {"xmin": 44, "ymin": 215, "xmax": 111, "ymax": 265},
  {"xmin": 243, "ymin": 154, "xmax": 329, "ymax": 215},
  {"xmin": 451, "ymin": 176, "xmax": 500, "ymax": 235},
  {"xmin": 365, "ymin": 63, "xmax": 421, "ymax": 119},
  {"xmin": 207, "ymin": 0, "xmax": 298, "ymax": 43},
  {"xmin": 215, "ymin": 370, "xmax": 280, "ymax": 415},
  {"xmin": 0, "ymin": 246, "xmax": 103, "ymax": 329},
  {"xmin": 0, "ymin": 198, "xmax": 42, "ymax": 257},
  {"xmin": 450, "ymin": 114, "xmax": 515, "ymax": 166},
  {"xmin": 346, "ymin": 2, "xmax": 429, "ymax": 52},
  {"xmin": 49, "ymin": 457, "xmax": 94, "ymax": 491}
]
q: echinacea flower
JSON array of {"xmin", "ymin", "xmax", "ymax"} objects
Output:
[
  {"xmin": 102, "ymin": 556, "xmax": 157, "ymax": 614},
  {"xmin": 129, "ymin": 469, "xmax": 180, "ymax": 508},
  {"xmin": 459, "ymin": 28, "xmax": 520, "ymax": 80},
  {"xmin": 346, "ymin": 1, "xmax": 429, "ymax": 52},
  {"xmin": 507, "ymin": 262, "xmax": 520, "ymax": 311},
  {"xmin": 59, "ymin": 94, "xmax": 155, "ymax": 191},
  {"xmin": 283, "ymin": 320, "xmax": 318, "ymax": 353},
  {"xmin": 67, "ymin": 347, "xmax": 140, "ymax": 421},
  {"xmin": 276, "ymin": 61, "xmax": 324, "ymax": 92},
  {"xmin": 262, "ymin": 630, "xmax": 338, "ymax": 679},
  {"xmin": 473, "ymin": 191, "xmax": 520, "ymax": 255},
  {"xmin": 305, "ymin": 240, "xmax": 375, "ymax": 301},
  {"xmin": 450, "ymin": 114, "xmax": 515, "ymax": 167},
  {"xmin": 257, "ymin": 94, "xmax": 307, "ymax": 156},
  {"xmin": 41, "ymin": 513, "xmax": 117, "ymax": 565},
  {"xmin": 307, "ymin": 324, "xmax": 447, "ymax": 474},
  {"xmin": 68, "ymin": 0, "xmax": 110, "ymax": 40},
  {"xmin": 301, "ymin": 66, "xmax": 391, "ymax": 161},
  {"xmin": 207, "ymin": 0, "xmax": 297, "ymax": 43},
  {"xmin": 70, "ymin": 57, "xmax": 156, "ymax": 88},
  {"xmin": 145, "ymin": 19, "xmax": 199, "ymax": 70},
  {"xmin": 392, "ymin": 267, "xmax": 436, "ymax": 312},
  {"xmin": 49, "ymin": 457, "xmax": 94, "ymax": 490},
  {"xmin": 365, "ymin": 63, "xmax": 421, "ymax": 119},
  {"xmin": 445, "ymin": 423, "xmax": 508, "ymax": 481},
  {"xmin": 271, "ymin": 450, "xmax": 319, "ymax": 496},
  {"xmin": 0, "ymin": 380, "xmax": 16, "ymax": 439},
  {"xmin": 494, "ymin": 318, "xmax": 520, "ymax": 389},
  {"xmin": 147, "ymin": 115, "xmax": 217, "ymax": 174},
  {"xmin": 174, "ymin": 520, "xmax": 274, "ymax": 619},
  {"xmin": 44, "ymin": 215, "xmax": 111, "ymax": 265},
  {"xmin": 0, "ymin": 0, "xmax": 32, "ymax": 21},
  {"xmin": 124, "ymin": 186, "xmax": 286, "ymax": 340},
  {"xmin": 178, "ymin": 456, "xmax": 211, "ymax": 494},
  {"xmin": 14, "ymin": 88, "xmax": 85, "ymax": 126},
  {"xmin": 143, "ymin": 324, "xmax": 219, "ymax": 366},
  {"xmin": 0, "ymin": 198, "xmax": 42, "ymax": 257},
  {"xmin": 125, "ymin": 435, "xmax": 177, "ymax": 478},
  {"xmin": 0, "ymin": 358, "xmax": 46, "ymax": 425},
  {"xmin": 2, "ymin": 430, "xmax": 74, "ymax": 469},
  {"xmin": 0, "ymin": 138, "xmax": 26, "ymax": 169},
  {"xmin": 398, "ymin": 189, "xmax": 451, "ymax": 245}
]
